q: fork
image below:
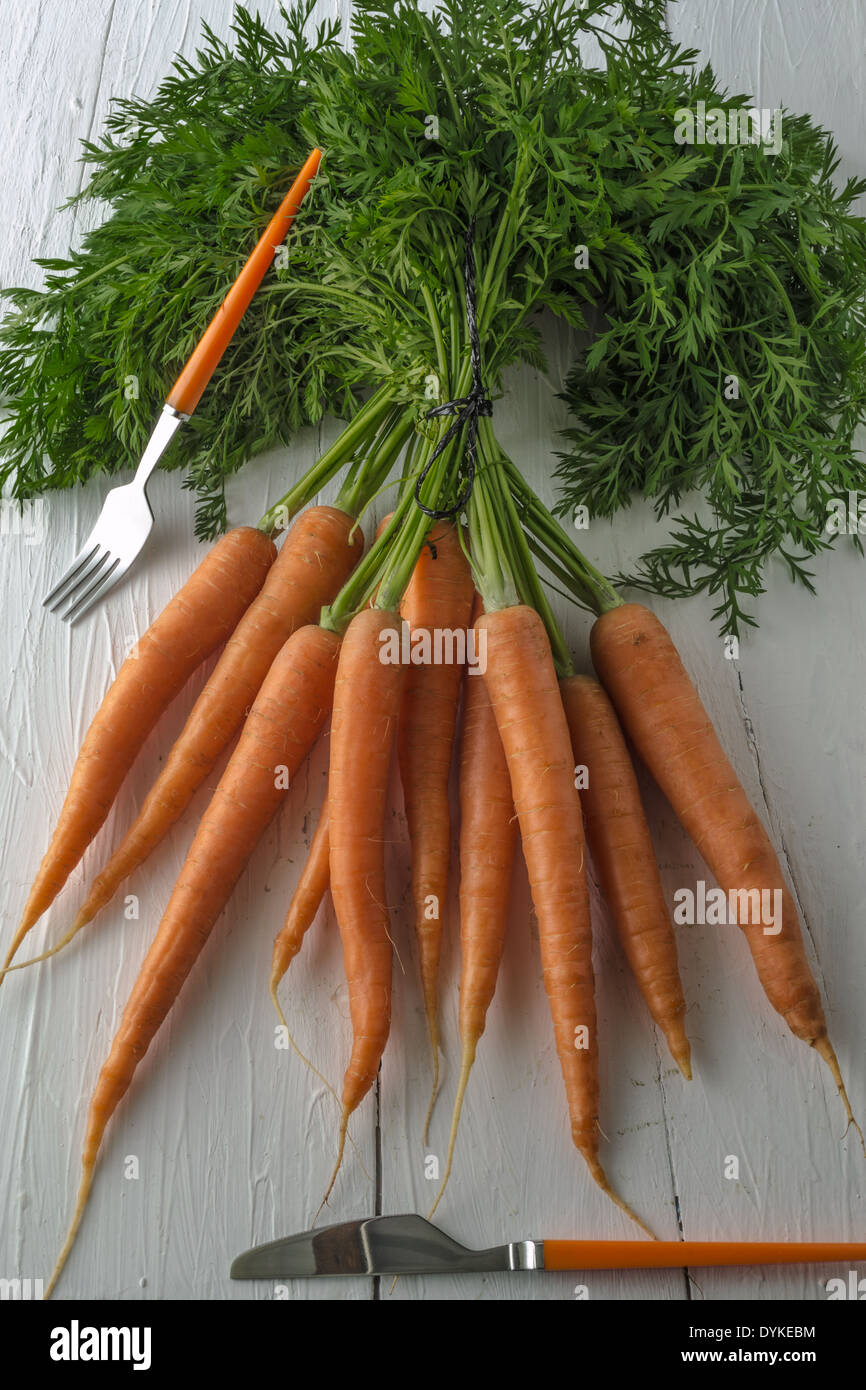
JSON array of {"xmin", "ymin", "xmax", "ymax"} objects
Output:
[{"xmin": 44, "ymin": 147, "xmax": 323, "ymax": 623}]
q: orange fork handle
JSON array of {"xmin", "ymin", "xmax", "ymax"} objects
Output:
[
  {"xmin": 543, "ymin": 1239, "xmax": 866, "ymax": 1270},
  {"xmin": 166, "ymin": 148, "xmax": 322, "ymax": 417}
]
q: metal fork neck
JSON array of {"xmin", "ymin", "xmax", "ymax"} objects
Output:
[
  {"xmin": 507, "ymin": 1241, "xmax": 544, "ymax": 1270},
  {"xmin": 133, "ymin": 404, "xmax": 187, "ymax": 490}
]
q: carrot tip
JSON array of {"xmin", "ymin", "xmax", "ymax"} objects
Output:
[
  {"xmin": 45, "ymin": 1158, "xmax": 97, "ymax": 1299},
  {"xmin": 669, "ymin": 1039, "xmax": 692, "ymax": 1081},
  {"xmin": 583, "ymin": 1155, "xmax": 658, "ymax": 1240},
  {"xmin": 316, "ymin": 1108, "xmax": 350, "ymax": 1219},
  {"xmin": 422, "ymin": 1017, "xmax": 441, "ymax": 1147},
  {"xmin": 0, "ymin": 913, "xmax": 37, "ymax": 979},
  {"xmin": 270, "ymin": 986, "xmax": 371, "ymax": 1181},
  {"xmin": 428, "ymin": 1038, "xmax": 477, "ymax": 1223},
  {"xmin": 814, "ymin": 1035, "xmax": 865, "ymax": 1156},
  {"xmin": 0, "ymin": 912, "xmax": 93, "ymax": 982}
]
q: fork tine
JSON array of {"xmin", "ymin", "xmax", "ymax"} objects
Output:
[
  {"xmin": 57, "ymin": 551, "xmax": 116, "ymax": 622},
  {"xmin": 43, "ymin": 541, "xmax": 101, "ymax": 610},
  {"xmin": 48, "ymin": 548, "xmax": 110, "ymax": 616},
  {"xmin": 65, "ymin": 555, "xmax": 130, "ymax": 625}
]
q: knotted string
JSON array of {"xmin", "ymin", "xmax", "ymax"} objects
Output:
[{"xmin": 414, "ymin": 218, "xmax": 492, "ymax": 520}]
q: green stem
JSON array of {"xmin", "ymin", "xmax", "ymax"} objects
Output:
[
  {"xmin": 467, "ymin": 461, "xmax": 513, "ymax": 611},
  {"xmin": 501, "ymin": 455, "xmax": 623, "ymax": 615},
  {"xmin": 524, "ymin": 533, "xmax": 597, "ymax": 617},
  {"xmin": 421, "ymin": 13, "xmax": 464, "ymax": 133},
  {"xmin": 375, "ymin": 413, "xmax": 462, "ymax": 613},
  {"xmin": 257, "ymin": 382, "xmax": 398, "ymax": 533},
  {"xmin": 335, "ymin": 408, "xmax": 417, "ymax": 518},
  {"xmin": 55, "ymin": 253, "xmax": 130, "ymax": 295},
  {"xmin": 480, "ymin": 425, "xmax": 572, "ymax": 676},
  {"xmin": 323, "ymin": 356, "xmax": 474, "ymax": 631},
  {"xmin": 320, "ymin": 432, "xmax": 433, "ymax": 630},
  {"xmin": 763, "ymin": 261, "xmax": 800, "ymax": 337},
  {"xmin": 419, "ymin": 279, "xmax": 450, "ymax": 389},
  {"xmin": 477, "ymin": 144, "xmax": 531, "ymax": 338}
]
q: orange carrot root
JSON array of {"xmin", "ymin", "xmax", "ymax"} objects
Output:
[
  {"xmin": 328, "ymin": 608, "xmax": 405, "ymax": 1194},
  {"xmin": 430, "ymin": 612, "xmax": 517, "ymax": 1212},
  {"xmin": 4, "ymin": 525, "xmax": 276, "ymax": 978},
  {"xmin": 560, "ymin": 673, "xmax": 691, "ymax": 1080},
  {"xmin": 60, "ymin": 508, "xmax": 362, "ymax": 954},
  {"xmin": 592, "ymin": 602, "xmax": 860, "ymax": 1139},
  {"xmin": 398, "ymin": 523, "xmax": 474, "ymax": 1138},
  {"xmin": 45, "ymin": 623, "xmax": 340, "ymax": 1293},
  {"xmin": 479, "ymin": 604, "xmax": 648, "ymax": 1227},
  {"xmin": 669, "ymin": 1038, "xmax": 693, "ymax": 1083}
]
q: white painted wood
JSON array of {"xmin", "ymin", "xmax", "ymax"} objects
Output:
[{"xmin": 0, "ymin": 0, "xmax": 863, "ymax": 1302}]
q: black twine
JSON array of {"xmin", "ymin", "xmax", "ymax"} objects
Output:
[{"xmin": 414, "ymin": 218, "xmax": 492, "ymax": 520}]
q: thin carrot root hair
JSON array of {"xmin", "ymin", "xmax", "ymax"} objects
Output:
[
  {"xmin": 422, "ymin": 1011, "xmax": 440, "ymax": 1148},
  {"xmin": 44, "ymin": 1160, "xmax": 96, "ymax": 1299},
  {"xmin": 582, "ymin": 1153, "xmax": 658, "ymax": 1241},
  {"xmin": 1, "ymin": 910, "xmax": 62, "ymax": 979},
  {"xmin": 815, "ymin": 1037, "xmax": 866, "ymax": 1156},
  {"xmin": 428, "ymin": 1037, "xmax": 476, "ymax": 1221},
  {"xmin": 315, "ymin": 1107, "xmax": 350, "ymax": 1221},
  {"xmin": 269, "ymin": 982, "xmax": 371, "ymax": 1182},
  {"xmin": 270, "ymin": 982, "xmax": 340, "ymax": 1109},
  {"xmin": 0, "ymin": 917, "xmax": 90, "ymax": 980}
]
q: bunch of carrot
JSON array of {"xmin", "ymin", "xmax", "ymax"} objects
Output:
[{"xmin": 4, "ymin": 332, "xmax": 861, "ymax": 1303}]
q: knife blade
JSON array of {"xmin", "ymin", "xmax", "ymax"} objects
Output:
[{"xmin": 231, "ymin": 1215, "xmax": 866, "ymax": 1279}]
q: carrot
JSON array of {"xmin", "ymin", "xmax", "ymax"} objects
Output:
[
  {"xmin": 271, "ymin": 794, "xmax": 331, "ymax": 993},
  {"xmin": 268, "ymin": 515, "xmax": 393, "ymax": 997},
  {"xmin": 477, "ymin": 603, "xmax": 653, "ymax": 1233},
  {"xmin": 266, "ymin": 792, "xmax": 362, "ymax": 1126},
  {"xmin": 559, "ymin": 674, "xmax": 691, "ymax": 1079},
  {"xmin": 32, "ymin": 506, "xmax": 359, "ymax": 966},
  {"xmin": 591, "ymin": 602, "xmax": 862, "ymax": 1144},
  {"xmin": 4, "ymin": 525, "xmax": 275, "ymax": 978},
  {"xmin": 397, "ymin": 522, "xmax": 474, "ymax": 1134},
  {"xmin": 44, "ymin": 622, "xmax": 341, "ymax": 1297},
  {"xmin": 268, "ymin": 517, "xmax": 392, "ymax": 1091},
  {"xmin": 323, "ymin": 606, "xmax": 405, "ymax": 1202},
  {"xmin": 267, "ymin": 791, "xmax": 354, "ymax": 1114},
  {"xmin": 430, "ymin": 598, "xmax": 518, "ymax": 1215}
]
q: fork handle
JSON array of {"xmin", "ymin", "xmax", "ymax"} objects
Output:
[
  {"xmin": 165, "ymin": 148, "xmax": 322, "ymax": 418},
  {"xmin": 542, "ymin": 1239, "xmax": 866, "ymax": 1270}
]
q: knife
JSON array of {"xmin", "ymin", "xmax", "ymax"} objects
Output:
[{"xmin": 231, "ymin": 1214, "xmax": 866, "ymax": 1279}]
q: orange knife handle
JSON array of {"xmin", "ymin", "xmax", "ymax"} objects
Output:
[
  {"xmin": 166, "ymin": 147, "xmax": 322, "ymax": 417},
  {"xmin": 543, "ymin": 1240, "xmax": 866, "ymax": 1271}
]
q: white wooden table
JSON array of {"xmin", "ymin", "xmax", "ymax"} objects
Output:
[{"xmin": 1, "ymin": 0, "xmax": 864, "ymax": 1302}]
